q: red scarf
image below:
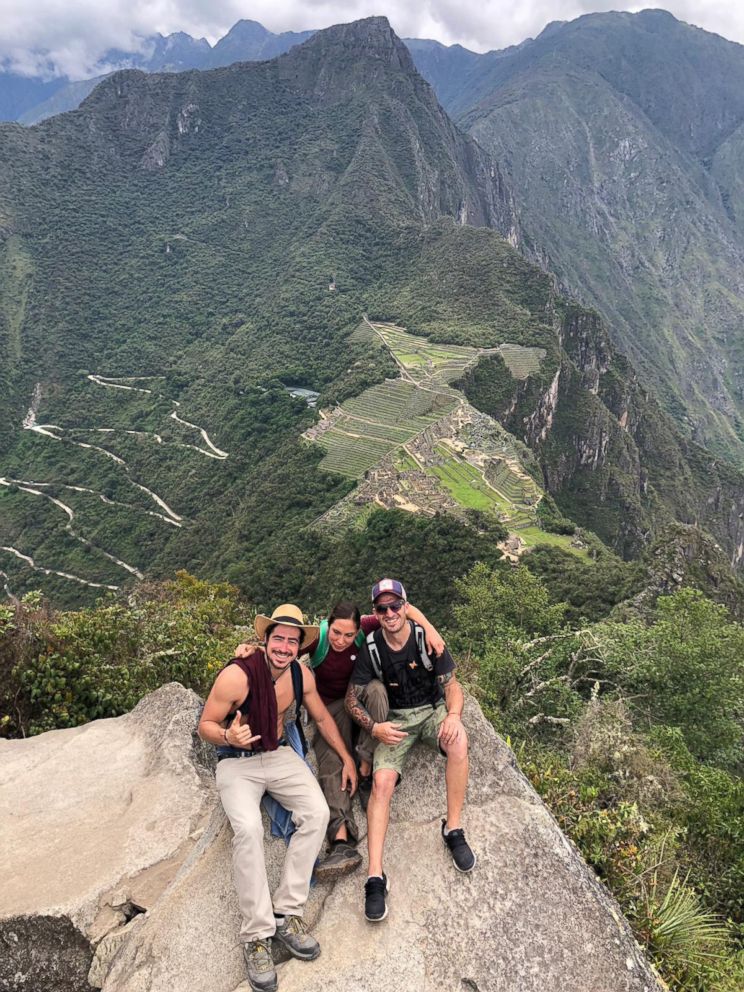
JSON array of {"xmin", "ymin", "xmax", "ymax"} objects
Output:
[{"xmin": 228, "ymin": 649, "xmax": 279, "ymax": 752}]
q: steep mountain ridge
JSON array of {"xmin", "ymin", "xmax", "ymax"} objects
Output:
[
  {"xmin": 6, "ymin": 19, "xmax": 316, "ymax": 126},
  {"xmin": 205, "ymin": 19, "xmax": 314, "ymax": 67},
  {"xmin": 0, "ymin": 17, "xmax": 516, "ymax": 383},
  {"xmin": 408, "ymin": 10, "xmax": 744, "ymax": 467},
  {"xmin": 0, "ymin": 18, "xmax": 519, "ymax": 604}
]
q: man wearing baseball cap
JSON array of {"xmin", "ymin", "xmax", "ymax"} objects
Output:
[
  {"xmin": 345, "ymin": 579, "xmax": 475, "ymax": 923},
  {"xmin": 198, "ymin": 604, "xmax": 357, "ymax": 992}
]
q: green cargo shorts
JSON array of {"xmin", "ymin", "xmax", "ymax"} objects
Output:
[{"xmin": 373, "ymin": 702, "xmax": 447, "ymax": 776}]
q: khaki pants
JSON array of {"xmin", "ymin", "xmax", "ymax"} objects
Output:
[
  {"xmin": 216, "ymin": 746, "xmax": 329, "ymax": 942},
  {"xmin": 313, "ymin": 681, "xmax": 388, "ymax": 845}
]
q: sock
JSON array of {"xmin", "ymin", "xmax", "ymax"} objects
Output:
[
  {"xmin": 367, "ymin": 874, "xmax": 384, "ymax": 881},
  {"xmin": 273, "ymin": 913, "xmax": 285, "ymax": 922}
]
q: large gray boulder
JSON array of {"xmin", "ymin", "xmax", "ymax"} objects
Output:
[
  {"xmin": 0, "ymin": 684, "xmax": 662, "ymax": 992},
  {"xmin": 0, "ymin": 685, "xmax": 216, "ymax": 992}
]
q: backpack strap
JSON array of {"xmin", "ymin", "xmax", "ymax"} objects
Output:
[
  {"xmin": 309, "ymin": 619, "xmax": 329, "ymax": 669},
  {"xmin": 366, "ymin": 623, "xmax": 431, "ymax": 680},
  {"xmin": 290, "ymin": 660, "xmax": 308, "ymax": 757},
  {"xmin": 365, "ymin": 628, "xmax": 383, "ymax": 680},
  {"xmin": 413, "ymin": 623, "xmax": 432, "ymax": 671}
]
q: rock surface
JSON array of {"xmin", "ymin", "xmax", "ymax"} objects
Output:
[
  {"xmin": 0, "ymin": 684, "xmax": 216, "ymax": 992},
  {"xmin": 0, "ymin": 684, "xmax": 662, "ymax": 992}
]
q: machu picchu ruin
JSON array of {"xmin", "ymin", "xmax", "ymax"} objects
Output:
[{"xmin": 305, "ymin": 321, "xmax": 585, "ymax": 557}]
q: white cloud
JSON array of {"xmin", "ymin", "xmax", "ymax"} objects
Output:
[{"xmin": 1, "ymin": 1, "xmax": 743, "ymax": 79}]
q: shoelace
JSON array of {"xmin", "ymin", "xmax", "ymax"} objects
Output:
[
  {"xmin": 446, "ymin": 828, "xmax": 466, "ymax": 846},
  {"xmin": 248, "ymin": 940, "xmax": 273, "ymax": 970},
  {"xmin": 282, "ymin": 914, "xmax": 308, "ymax": 935}
]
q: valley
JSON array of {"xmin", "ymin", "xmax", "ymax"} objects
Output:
[
  {"xmin": 1, "ymin": 14, "xmax": 744, "ymax": 612},
  {"xmin": 0, "ymin": 374, "xmax": 230, "ymax": 597}
]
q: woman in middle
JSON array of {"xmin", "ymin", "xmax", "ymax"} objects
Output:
[{"xmin": 236, "ymin": 597, "xmax": 444, "ymax": 879}]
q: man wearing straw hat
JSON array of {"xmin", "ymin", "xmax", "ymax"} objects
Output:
[{"xmin": 198, "ymin": 604, "xmax": 357, "ymax": 992}]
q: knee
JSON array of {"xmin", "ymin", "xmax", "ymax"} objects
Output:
[
  {"xmin": 371, "ymin": 771, "xmax": 397, "ymax": 802},
  {"xmin": 444, "ymin": 728, "xmax": 469, "ymax": 762},
  {"xmin": 297, "ymin": 797, "xmax": 330, "ymax": 834},
  {"xmin": 228, "ymin": 810, "xmax": 263, "ymax": 846}
]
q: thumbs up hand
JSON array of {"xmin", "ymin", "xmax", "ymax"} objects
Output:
[{"xmin": 225, "ymin": 710, "xmax": 261, "ymax": 748}]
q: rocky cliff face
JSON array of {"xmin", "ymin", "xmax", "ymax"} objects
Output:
[
  {"xmin": 617, "ymin": 522, "xmax": 744, "ymax": 620},
  {"xmin": 0, "ymin": 683, "xmax": 662, "ymax": 992},
  {"xmin": 462, "ymin": 299, "xmax": 744, "ymax": 562}
]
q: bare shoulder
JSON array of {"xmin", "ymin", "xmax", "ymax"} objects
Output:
[
  {"xmin": 300, "ymin": 661, "xmax": 317, "ymax": 694},
  {"xmin": 210, "ymin": 664, "xmax": 248, "ymax": 704},
  {"xmin": 200, "ymin": 664, "xmax": 248, "ymax": 728}
]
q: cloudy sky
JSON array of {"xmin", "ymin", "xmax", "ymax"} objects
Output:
[{"xmin": 2, "ymin": 1, "xmax": 744, "ymax": 78}]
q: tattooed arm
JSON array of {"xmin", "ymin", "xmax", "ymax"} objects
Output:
[
  {"xmin": 345, "ymin": 681, "xmax": 375, "ymax": 733},
  {"xmin": 345, "ymin": 682, "xmax": 408, "ymax": 746}
]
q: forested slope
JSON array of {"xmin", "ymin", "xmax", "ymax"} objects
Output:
[{"xmin": 1, "ymin": 16, "xmax": 743, "ymax": 609}]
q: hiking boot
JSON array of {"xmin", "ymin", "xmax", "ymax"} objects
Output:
[
  {"xmin": 274, "ymin": 914, "xmax": 320, "ymax": 961},
  {"xmin": 442, "ymin": 820, "xmax": 476, "ymax": 873},
  {"xmin": 358, "ymin": 774, "xmax": 372, "ymax": 812},
  {"xmin": 313, "ymin": 841, "xmax": 363, "ymax": 882},
  {"xmin": 364, "ymin": 873, "xmax": 389, "ymax": 922},
  {"xmin": 243, "ymin": 938, "xmax": 277, "ymax": 992}
]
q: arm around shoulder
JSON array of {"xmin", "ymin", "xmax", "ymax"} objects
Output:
[{"xmin": 407, "ymin": 603, "xmax": 446, "ymax": 656}]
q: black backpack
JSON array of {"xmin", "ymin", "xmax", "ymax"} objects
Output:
[{"xmin": 364, "ymin": 623, "xmax": 433, "ymax": 680}]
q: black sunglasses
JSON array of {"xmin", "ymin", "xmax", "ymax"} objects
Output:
[{"xmin": 374, "ymin": 600, "xmax": 405, "ymax": 614}]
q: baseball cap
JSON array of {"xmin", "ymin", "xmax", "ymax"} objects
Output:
[{"xmin": 371, "ymin": 578, "xmax": 407, "ymax": 602}]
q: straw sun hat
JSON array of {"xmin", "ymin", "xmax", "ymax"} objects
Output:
[{"xmin": 254, "ymin": 603, "xmax": 319, "ymax": 651}]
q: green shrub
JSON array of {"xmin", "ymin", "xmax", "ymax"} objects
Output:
[{"xmin": 6, "ymin": 572, "xmax": 250, "ymax": 736}]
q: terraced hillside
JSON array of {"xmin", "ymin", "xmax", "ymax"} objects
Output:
[
  {"xmin": 308, "ymin": 320, "xmax": 586, "ymax": 557},
  {"xmin": 372, "ymin": 322, "xmax": 488, "ymax": 388},
  {"xmin": 498, "ymin": 343, "xmax": 546, "ymax": 379},
  {"xmin": 307, "ymin": 378, "xmax": 457, "ymax": 478}
]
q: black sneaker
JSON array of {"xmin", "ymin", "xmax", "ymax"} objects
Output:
[
  {"xmin": 243, "ymin": 938, "xmax": 278, "ymax": 992},
  {"xmin": 364, "ymin": 873, "xmax": 389, "ymax": 922},
  {"xmin": 441, "ymin": 820, "xmax": 476, "ymax": 872},
  {"xmin": 358, "ymin": 774, "xmax": 373, "ymax": 812}
]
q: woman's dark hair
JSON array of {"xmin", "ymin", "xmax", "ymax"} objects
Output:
[{"xmin": 328, "ymin": 600, "xmax": 361, "ymax": 629}]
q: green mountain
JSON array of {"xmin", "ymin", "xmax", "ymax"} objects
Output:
[
  {"xmin": 14, "ymin": 21, "xmax": 317, "ymax": 126},
  {"xmin": 204, "ymin": 19, "xmax": 314, "ymax": 67},
  {"xmin": 1, "ymin": 16, "xmax": 743, "ymax": 610},
  {"xmin": 0, "ymin": 17, "xmax": 515, "ymax": 606},
  {"xmin": 409, "ymin": 10, "xmax": 744, "ymax": 467}
]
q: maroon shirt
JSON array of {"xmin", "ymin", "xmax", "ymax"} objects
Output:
[{"xmin": 306, "ymin": 614, "xmax": 380, "ymax": 705}]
